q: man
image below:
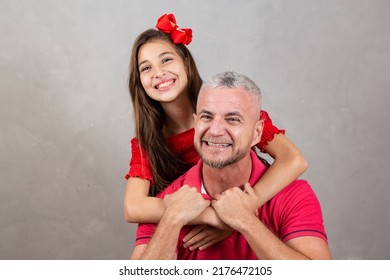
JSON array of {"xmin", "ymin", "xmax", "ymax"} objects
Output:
[{"xmin": 131, "ymin": 71, "xmax": 331, "ymax": 260}]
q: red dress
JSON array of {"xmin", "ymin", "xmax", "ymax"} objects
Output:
[{"xmin": 125, "ymin": 110, "xmax": 285, "ymax": 182}]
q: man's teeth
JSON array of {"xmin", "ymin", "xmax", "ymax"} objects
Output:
[
  {"xmin": 157, "ymin": 80, "xmax": 173, "ymax": 89},
  {"xmin": 207, "ymin": 142, "xmax": 230, "ymax": 147}
]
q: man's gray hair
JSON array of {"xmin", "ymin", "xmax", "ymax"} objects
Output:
[{"xmin": 199, "ymin": 71, "xmax": 262, "ymax": 107}]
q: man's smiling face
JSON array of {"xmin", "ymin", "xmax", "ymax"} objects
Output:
[{"xmin": 194, "ymin": 87, "xmax": 262, "ymax": 168}]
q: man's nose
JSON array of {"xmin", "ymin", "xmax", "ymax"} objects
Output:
[{"xmin": 208, "ymin": 118, "xmax": 225, "ymax": 136}]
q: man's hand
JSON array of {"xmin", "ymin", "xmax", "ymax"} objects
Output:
[
  {"xmin": 163, "ymin": 185, "xmax": 210, "ymax": 227},
  {"xmin": 211, "ymin": 183, "xmax": 258, "ymax": 231}
]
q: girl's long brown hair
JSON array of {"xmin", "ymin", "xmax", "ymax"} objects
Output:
[{"xmin": 129, "ymin": 29, "xmax": 203, "ymax": 196}]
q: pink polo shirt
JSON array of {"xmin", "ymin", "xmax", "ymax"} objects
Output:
[{"xmin": 135, "ymin": 151, "xmax": 327, "ymax": 260}]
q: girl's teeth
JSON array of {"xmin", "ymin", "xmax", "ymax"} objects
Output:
[{"xmin": 158, "ymin": 80, "xmax": 173, "ymax": 89}]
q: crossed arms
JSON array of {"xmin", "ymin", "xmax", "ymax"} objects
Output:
[{"xmin": 131, "ymin": 184, "xmax": 332, "ymax": 260}]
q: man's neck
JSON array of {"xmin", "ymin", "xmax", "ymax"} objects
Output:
[{"xmin": 202, "ymin": 154, "xmax": 252, "ymax": 198}]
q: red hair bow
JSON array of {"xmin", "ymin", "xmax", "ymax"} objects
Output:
[{"xmin": 156, "ymin": 14, "xmax": 192, "ymax": 45}]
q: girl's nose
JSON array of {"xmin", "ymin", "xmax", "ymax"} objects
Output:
[{"xmin": 153, "ymin": 66, "xmax": 166, "ymax": 79}]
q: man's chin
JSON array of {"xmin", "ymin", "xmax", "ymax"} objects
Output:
[{"xmin": 201, "ymin": 156, "xmax": 231, "ymax": 169}]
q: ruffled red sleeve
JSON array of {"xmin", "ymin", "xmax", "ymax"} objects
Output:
[
  {"xmin": 125, "ymin": 137, "xmax": 153, "ymax": 183},
  {"xmin": 257, "ymin": 110, "xmax": 285, "ymax": 152}
]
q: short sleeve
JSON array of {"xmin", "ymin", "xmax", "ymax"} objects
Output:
[
  {"xmin": 257, "ymin": 110, "xmax": 285, "ymax": 152},
  {"xmin": 125, "ymin": 138, "xmax": 153, "ymax": 183},
  {"xmin": 135, "ymin": 223, "xmax": 156, "ymax": 245},
  {"xmin": 277, "ymin": 180, "xmax": 328, "ymax": 243}
]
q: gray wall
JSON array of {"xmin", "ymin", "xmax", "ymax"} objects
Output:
[{"xmin": 1, "ymin": 0, "xmax": 389, "ymax": 260}]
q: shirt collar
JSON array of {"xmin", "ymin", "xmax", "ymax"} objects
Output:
[{"xmin": 183, "ymin": 150, "xmax": 267, "ymax": 198}]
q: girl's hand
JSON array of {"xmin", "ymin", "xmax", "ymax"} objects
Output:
[
  {"xmin": 163, "ymin": 185, "xmax": 210, "ymax": 226},
  {"xmin": 182, "ymin": 225, "xmax": 233, "ymax": 251},
  {"xmin": 212, "ymin": 183, "xmax": 259, "ymax": 231}
]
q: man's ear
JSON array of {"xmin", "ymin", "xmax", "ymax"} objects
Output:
[{"xmin": 251, "ymin": 119, "xmax": 264, "ymax": 147}]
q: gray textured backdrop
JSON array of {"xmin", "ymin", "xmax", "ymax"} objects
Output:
[{"xmin": 1, "ymin": 0, "xmax": 389, "ymax": 260}]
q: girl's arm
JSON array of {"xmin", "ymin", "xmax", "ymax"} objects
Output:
[
  {"xmin": 124, "ymin": 177, "xmax": 225, "ymax": 227},
  {"xmin": 124, "ymin": 138, "xmax": 166, "ymax": 224},
  {"xmin": 253, "ymin": 133, "xmax": 308, "ymax": 207},
  {"xmin": 124, "ymin": 175, "xmax": 230, "ymax": 252},
  {"xmin": 124, "ymin": 177, "xmax": 164, "ymax": 223},
  {"xmin": 124, "ymin": 175, "xmax": 230, "ymax": 250}
]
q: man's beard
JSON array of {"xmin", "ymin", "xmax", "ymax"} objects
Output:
[{"xmin": 196, "ymin": 146, "xmax": 250, "ymax": 169}]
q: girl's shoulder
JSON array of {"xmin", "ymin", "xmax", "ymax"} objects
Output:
[
  {"xmin": 258, "ymin": 110, "xmax": 286, "ymax": 152},
  {"xmin": 167, "ymin": 128, "xmax": 199, "ymax": 165},
  {"xmin": 166, "ymin": 128, "xmax": 194, "ymax": 147},
  {"xmin": 260, "ymin": 110, "xmax": 271, "ymax": 121}
]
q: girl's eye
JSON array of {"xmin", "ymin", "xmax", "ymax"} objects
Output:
[
  {"xmin": 162, "ymin": 57, "xmax": 173, "ymax": 63},
  {"xmin": 140, "ymin": 66, "xmax": 151, "ymax": 72}
]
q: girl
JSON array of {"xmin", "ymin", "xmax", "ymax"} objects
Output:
[{"xmin": 124, "ymin": 14, "xmax": 307, "ymax": 250}]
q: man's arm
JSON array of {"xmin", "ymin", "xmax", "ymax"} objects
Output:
[
  {"xmin": 212, "ymin": 184, "xmax": 332, "ymax": 260},
  {"xmin": 234, "ymin": 213, "xmax": 331, "ymax": 259},
  {"xmin": 131, "ymin": 214, "xmax": 186, "ymax": 259},
  {"xmin": 131, "ymin": 186, "xmax": 210, "ymax": 260}
]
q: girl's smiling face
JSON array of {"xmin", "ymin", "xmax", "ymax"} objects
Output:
[{"xmin": 138, "ymin": 40, "xmax": 189, "ymax": 104}]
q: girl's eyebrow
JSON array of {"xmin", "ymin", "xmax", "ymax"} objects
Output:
[
  {"xmin": 158, "ymin": 51, "xmax": 175, "ymax": 57},
  {"xmin": 138, "ymin": 52, "xmax": 176, "ymax": 68}
]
